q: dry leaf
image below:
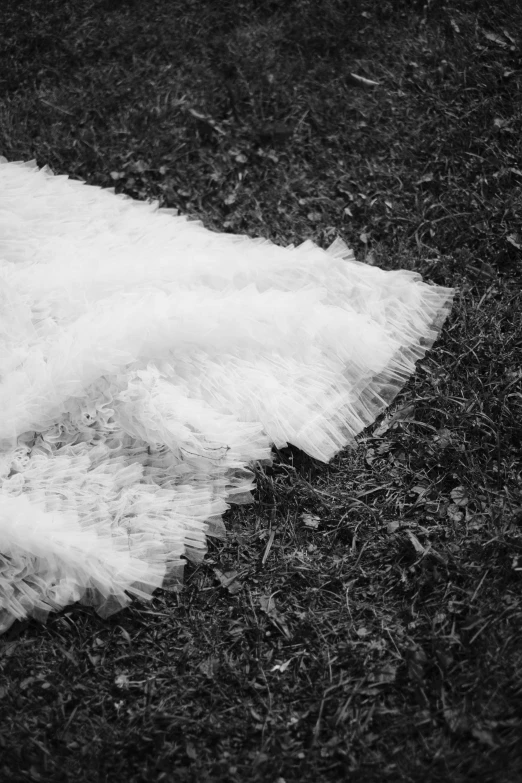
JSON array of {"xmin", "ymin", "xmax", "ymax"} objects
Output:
[
  {"xmin": 482, "ymin": 31, "xmax": 508, "ymax": 47},
  {"xmin": 259, "ymin": 595, "xmax": 291, "ymax": 639},
  {"xmin": 446, "ymin": 503, "xmax": 463, "ymax": 523},
  {"xmin": 114, "ymin": 673, "xmax": 130, "ymax": 689},
  {"xmin": 185, "ymin": 742, "xmax": 198, "ymax": 760},
  {"xmin": 346, "ymin": 72, "xmax": 380, "ymax": 88},
  {"xmin": 270, "ymin": 659, "xmax": 292, "ymax": 673},
  {"xmin": 58, "ymin": 644, "xmax": 79, "ymax": 667},
  {"xmin": 507, "ymin": 234, "xmax": 522, "ymax": 249},
  {"xmin": 471, "ymin": 727, "xmax": 496, "ymax": 747},
  {"xmin": 444, "ymin": 707, "xmax": 469, "ymax": 733},
  {"xmin": 301, "ymin": 513, "xmax": 320, "ymax": 529},
  {"xmin": 450, "ymin": 486, "xmax": 468, "ymax": 507},
  {"xmin": 214, "ymin": 568, "xmax": 242, "ymax": 594},
  {"xmin": 119, "ymin": 627, "xmax": 132, "ymax": 645},
  {"xmin": 0, "ymin": 642, "xmax": 19, "ymax": 658},
  {"xmin": 199, "ymin": 656, "xmax": 220, "ymax": 677},
  {"xmin": 374, "ymin": 403, "xmax": 415, "ymax": 436},
  {"xmin": 450, "ymin": 18, "xmax": 460, "ymax": 34},
  {"xmin": 407, "ymin": 530, "xmax": 426, "ymax": 554},
  {"xmin": 416, "ymin": 173, "xmax": 434, "ymax": 184}
]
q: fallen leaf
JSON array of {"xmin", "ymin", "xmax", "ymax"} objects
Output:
[
  {"xmin": 450, "ymin": 19, "xmax": 460, "ymax": 34},
  {"xmin": 502, "ymin": 29, "xmax": 517, "ymax": 45},
  {"xmin": 119, "ymin": 627, "xmax": 132, "ymax": 645},
  {"xmin": 450, "ymin": 486, "xmax": 468, "ymax": 507},
  {"xmin": 214, "ymin": 568, "xmax": 242, "ymax": 595},
  {"xmin": 0, "ymin": 642, "xmax": 18, "ymax": 658},
  {"xmin": 374, "ymin": 403, "xmax": 415, "ymax": 436},
  {"xmin": 346, "ymin": 72, "xmax": 380, "ymax": 88},
  {"xmin": 58, "ymin": 644, "xmax": 79, "ymax": 667},
  {"xmin": 482, "ymin": 31, "xmax": 508, "ymax": 47},
  {"xmin": 407, "ymin": 530, "xmax": 426, "ymax": 554},
  {"xmin": 259, "ymin": 595, "xmax": 291, "ymax": 639},
  {"xmin": 471, "ymin": 727, "xmax": 496, "ymax": 747},
  {"xmin": 186, "ymin": 742, "xmax": 198, "ymax": 760},
  {"xmin": 130, "ymin": 159, "xmax": 147, "ymax": 173},
  {"xmin": 270, "ymin": 659, "xmax": 292, "ymax": 673},
  {"xmin": 507, "ymin": 234, "xmax": 522, "ymax": 249},
  {"xmin": 444, "ymin": 706, "xmax": 469, "ymax": 733},
  {"xmin": 301, "ymin": 513, "xmax": 320, "ymax": 529},
  {"xmin": 447, "ymin": 503, "xmax": 464, "ymax": 523},
  {"xmin": 199, "ymin": 656, "xmax": 220, "ymax": 677},
  {"xmin": 114, "ymin": 674, "xmax": 130, "ymax": 689}
]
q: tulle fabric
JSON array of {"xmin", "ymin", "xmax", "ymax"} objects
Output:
[{"xmin": 0, "ymin": 158, "xmax": 453, "ymax": 632}]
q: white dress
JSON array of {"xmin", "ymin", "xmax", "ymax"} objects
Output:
[{"xmin": 0, "ymin": 158, "xmax": 454, "ymax": 632}]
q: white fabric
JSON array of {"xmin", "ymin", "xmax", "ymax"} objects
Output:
[{"xmin": 0, "ymin": 158, "xmax": 454, "ymax": 631}]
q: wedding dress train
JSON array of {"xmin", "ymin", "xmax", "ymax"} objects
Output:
[{"xmin": 0, "ymin": 158, "xmax": 453, "ymax": 631}]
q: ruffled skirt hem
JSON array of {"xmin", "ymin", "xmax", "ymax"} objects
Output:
[{"xmin": 0, "ymin": 158, "xmax": 454, "ymax": 631}]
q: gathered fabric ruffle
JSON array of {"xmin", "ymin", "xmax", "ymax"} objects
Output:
[{"xmin": 0, "ymin": 158, "xmax": 454, "ymax": 632}]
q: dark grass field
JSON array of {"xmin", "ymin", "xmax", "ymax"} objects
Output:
[{"xmin": 1, "ymin": 1, "xmax": 522, "ymax": 781}]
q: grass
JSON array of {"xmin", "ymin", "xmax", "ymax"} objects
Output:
[{"xmin": 1, "ymin": 0, "xmax": 522, "ymax": 780}]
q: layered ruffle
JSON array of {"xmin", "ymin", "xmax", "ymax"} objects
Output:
[{"xmin": 0, "ymin": 158, "xmax": 453, "ymax": 631}]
